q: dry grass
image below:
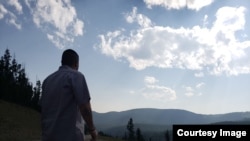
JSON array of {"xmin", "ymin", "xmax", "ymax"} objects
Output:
[
  {"xmin": 0, "ymin": 100, "xmax": 124, "ymax": 141},
  {"xmin": 0, "ymin": 100, "xmax": 41, "ymax": 141}
]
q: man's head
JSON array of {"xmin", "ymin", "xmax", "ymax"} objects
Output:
[{"xmin": 61, "ymin": 49, "xmax": 79, "ymax": 70}]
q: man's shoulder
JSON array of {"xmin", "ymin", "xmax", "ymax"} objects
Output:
[
  {"xmin": 64, "ymin": 67, "xmax": 84, "ymax": 76},
  {"xmin": 42, "ymin": 66, "xmax": 85, "ymax": 84}
]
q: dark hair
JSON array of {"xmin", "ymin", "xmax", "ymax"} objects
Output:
[{"xmin": 61, "ymin": 49, "xmax": 79, "ymax": 66}]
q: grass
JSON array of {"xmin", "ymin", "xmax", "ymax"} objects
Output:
[
  {"xmin": 0, "ymin": 100, "xmax": 41, "ymax": 141},
  {"xmin": 0, "ymin": 100, "xmax": 124, "ymax": 141}
]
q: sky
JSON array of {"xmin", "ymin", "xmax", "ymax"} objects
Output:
[{"xmin": 1, "ymin": 0, "xmax": 250, "ymax": 115}]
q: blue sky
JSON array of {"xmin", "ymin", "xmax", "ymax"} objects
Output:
[{"xmin": 1, "ymin": 0, "xmax": 250, "ymax": 114}]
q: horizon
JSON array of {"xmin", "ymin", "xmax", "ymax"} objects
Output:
[
  {"xmin": 93, "ymin": 107, "xmax": 250, "ymax": 115},
  {"xmin": 1, "ymin": 0, "xmax": 250, "ymax": 115}
]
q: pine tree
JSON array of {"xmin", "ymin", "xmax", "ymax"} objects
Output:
[
  {"xmin": 127, "ymin": 118, "xmax": 135, "ymax": 141},
  {"xmin": 136, "ymin": 128, "xmax": 144, "ymax": 141},
  {"xmin": 3, "ymin": 49, "xmax": 11, "ymax": 74},
  {"xmin": 164, "ymin": 130, "xmax": 170, "ymax": 141},
  {"xmin": 0, "ymin": 49, "xmax": 40, "ymax": 110},
  {"xmin": 31, "ymin": 80, "xmax": 42, "ymax": 111},
  {"xmin": 0, "ymin": 56, "xmax": 5, "ymax": 99},
  {"xmin": 0, "ymin": 49, "xmax": 12, "ymax": 100}
]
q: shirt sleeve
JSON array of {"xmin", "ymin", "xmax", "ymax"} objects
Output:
[{"xmin": 71, "ymin": 72, "xmax": 91, "ymax": 105}]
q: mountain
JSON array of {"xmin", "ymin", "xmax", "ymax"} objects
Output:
[{"xmin": 93, "ymin": 108, "xmax": 250, "ymax": 137}]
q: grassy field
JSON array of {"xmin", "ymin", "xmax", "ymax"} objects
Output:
[
  {"xmin": 0, "ymin": 100, "xmax": 41, "ymax": 141},
  {"xmin": 0, "ymin": 100, "xmax": 123, "ymax": 141}
]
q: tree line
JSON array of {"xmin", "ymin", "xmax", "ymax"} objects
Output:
[
  {"xmin": 0, "ymin": 49, "xmax": 41, "ymax": 111},
  {"xmin": 97, "ymin": 118, "xmax": 172, "ymax": 141},
  {"xmin": 125, "ymin": 118, "xmax": 171, "ymax": 141}
]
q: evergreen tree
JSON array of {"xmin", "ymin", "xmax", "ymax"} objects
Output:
[
  {"xmin": 31, "ymin": 80, "xmax": 42, "ymax": 111},
  {"xmin": 0, "ymin": 49, "xmax": 12, "ymax": 100},
  {"xmin": 0, "ymin": 56, "xmax": 4, "ymax": 99},
  {"xmin": 127, "ymin": 118, "xmax": 135, "ymax": 141},
  {"xmin": 123, "ymin": 132, "xmax": 128, "ymax": 140},
  {"xmin": 136, "ymin": 128, "xmax": 144, "ymax": 141},
  {"xmin": 0, "ymin": 48, "xmax": 41, "ymax": 110},
  {"xmin": 3, "ymin": 49, "xmax": 11, "ymax": 74},
  {"xmin": 164, "ymin": 130, "xmax": 170, "ymax": 141}
]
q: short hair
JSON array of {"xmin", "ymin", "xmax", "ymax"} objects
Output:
[{"xmin": 61, "ymin": 49, "xmax": 79, "ymax": 66}]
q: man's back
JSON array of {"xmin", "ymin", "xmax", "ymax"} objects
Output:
[{"xmin": 41, "ymin": 65, "xmax": 90, "ymax": 141}]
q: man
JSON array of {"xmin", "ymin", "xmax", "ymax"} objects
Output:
[{"xmin": 40, "ymin": 49, "xmax": 97, "ymax": 141}]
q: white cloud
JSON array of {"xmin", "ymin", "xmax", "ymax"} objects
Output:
[
  {"xmin": 97, "ymin": 6, "xmax": 250, "ymax": 76},
  {"xmin": 125, "ymin": 7, "xmax": 152, "ymax": 28},
  {"xmin": 0, "ymin": 3, "xmax": 22, "ymax": 29},
  {"xmin": 141, "ymin": 85, "xmax": 177, "ymax": 101},
  {"xmin": 194, "ymin": 72, "xmax": 204, "ymax": 77},
  {"xmin": 138, "ymin": 76, "xmax": 176, "ymax": 101},
  {"xmin": 0, "ymin": 4, "xmax": 8, "ymax": 19},
  {"xmin": 183, "ymin": 86, "xmax": 194, "ymax": 97},
  {"xmin": 187, "ymin": 0, "xmax": 214, "ymax": 11},
  {"xmin": 202, "ymin": 15, "xmax": 209, "ymax": 27},
  {"xmin": 196, "ymin": 82, "xmax": 205, "ymax": 88},
  {"xmin": 7, "ymin": 14, "xmax": 21, "ymax": 29},
  {"xmin": 185, "ymin": 92, "xmax": 194, "ymax": 97},
  {"xmin": 26, "ymin": 0, "xmax": 84, "ymax": 49},
  {"xmin": 183, "ymin": 84, "xmax": 204, "ymax": 97},
  {"xmin": 143, "ymin": 0, "xmax": 214, "ymax": 11},
  {"xmin": 144, "ymin": 76, "xmax": 159, "ymax": 84},
  {"xmin": 8, "ymin": 0, "xmax": 23, "ymax": 14}
]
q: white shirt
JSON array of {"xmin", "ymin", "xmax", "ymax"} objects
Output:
[{"xmin": 41, "ymin": 65, "xmax": 90, "ymax": 141}]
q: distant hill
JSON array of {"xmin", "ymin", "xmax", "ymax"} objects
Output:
[{"xmin": 93, "ymin": 108, "xmax": 250, "ymax": 138}]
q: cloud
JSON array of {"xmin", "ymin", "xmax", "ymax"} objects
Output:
[
  {"xmin": 7, "ymin": 13, "xmax": 21, "ymax": 29},
  {"xmin": 183, "ymin": 83, "xmax": 204, "ymax": 97},
  {"xmin": 143, "ymin": 0, "xmax": 214, "ymax": 11},
  {"xmin": 26, "ymin": 0, "xmax": 84, "ymax": 49},
  {"xmin": 8, "ymin": 0, "xmax": 23, "ymax": 14},
  {"xmin": 125, "ymin": 7, "xmax": 152, "ymax": 28},
  {"xmin": 194, "ymin": 72, "xmax": 204, "ymax": 77},
  {"xmin": 196, "ymin": 82, "xmax": 205, "ymax": 88},
  {"xmin": 144, "ymin": 76, "xmax": 159, "ymax": 84},
  {"xmin": 141, "ymin": 85, "xmax": 177, "ymax": 101},
  {"xmin": 0, "ymin": 4, "xmax": 8, "ymax": 20},
  {"xmin": 183, "ymin": 86, "xmax": 194, "ymax": 97},
  {"xmin": 97, "ymin": 6, "xmax": 250, "ymax": 76},
  {"xmin": 0, "ymin": 2, "xmax": 22, "ymax": 29},
  {"xmin": 136, "ymin": 76, "xmax": 176, "ymax": 102}
]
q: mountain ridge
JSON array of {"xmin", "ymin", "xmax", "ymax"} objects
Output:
[
  {"xmin": 92, "ymin": 108, "xmax": 250, "ymax": 136},
  {"xmin": 94, "ymin": 107, "xmax": 250, "ymax": 115}
]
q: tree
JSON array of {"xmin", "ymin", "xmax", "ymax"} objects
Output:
[
  {"xmin": 0, "ymin": 56, "xmax": 5, "ymax": 99},
  {"xmin": 0, "ymin": 48, "xmax": 41, "ymax": 111},
  {"xmin": 127, "ymin": 118, "xmax": 135, "ymax": 141},
  {"xmin": 136, "ymin": 128, "xmax": 144, "ymax": 141},
  {"xmin": 0, "ymin": 49, "xmax": 12, "ymax": 100},
  {"xmin": 31, "ymin": 80, "xmax": 42, "ymax": 111},
  {"xmin": 123, "ymin": 132, "xmax": 128, "ymax": 140},
  {"xmin": 3, "ymin": 49, "xmax": 11, "ymax": 74},
  {"xmin": 164, "ymin": 130, "xmax": 170, "ymax": 141}
]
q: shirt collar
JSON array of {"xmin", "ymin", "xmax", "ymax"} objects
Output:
[{"xmin": 59, "ymin": 65, "xmax": 72, "ymax": 70}]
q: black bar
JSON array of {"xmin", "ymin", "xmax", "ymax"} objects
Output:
[{"xmin": 173, "ymin": 124, "xmax": 250, "ymax": 141}]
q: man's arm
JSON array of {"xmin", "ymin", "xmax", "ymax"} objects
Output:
[{"xmin": 79, "ymin": 102, "xmax": 97, "ymax": 140}]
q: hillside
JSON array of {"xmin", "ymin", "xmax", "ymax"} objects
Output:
[
  {"xmin": 0, "ymin": 100, "xmax": 41, "ymax": 141},
  {"xmin": 0, "ymin": 100, "xmax": 122, "ymax": 141}
]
